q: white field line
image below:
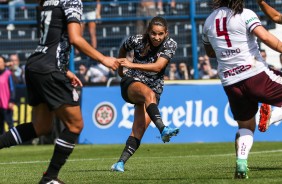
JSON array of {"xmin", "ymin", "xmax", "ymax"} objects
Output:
[{"xmin": 0, "ymin": 149, "xmax": 282, "ymax": 165}]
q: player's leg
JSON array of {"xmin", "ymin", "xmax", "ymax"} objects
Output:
[
  {"xmin": 40, "ymin": 104, "xmax": 83, "ymax": 183},
  {"xmin": 234, "ymin": 117, "xmax": 256, "ymax": 179},
  {"xmin": 259, "ymin": 104, "xmax": 282, "ymax": 132},
  {"xmin": 259, "ymin": 68, "xmax": 282, "ymax": 132},
  {"xmin": 258, "ymin": 103, "xmax": 271, "ymax": 132},
  {"xmin": 0, "ymin": 103, "xmax": 52, "ymax": 149},
  {"xmin": 127, "ymin": 82, "xmax": 179, "ymax": 143},
  {"xmin": 5, "ymin": 109, "xmax": 14, "ymax": 130},
  {"xmin": 0, "ymin": 109, "xmax": 5, "ymax": 134},
  {"xmin": 111, "ymin": 104, "xmax": 149, "ymax": 172}
]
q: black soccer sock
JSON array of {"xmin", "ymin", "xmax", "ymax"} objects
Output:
[
  {"xmin": 146, "ymin": 103, "xmax": 165, "ymax": 133},
  {"xmin": 118, "ymin": 136, "xmax": 140, "ymax": 163},
  {"xmin": 0, "ymin": 123, "xmax": 37, "ymax": 149},
  {"xmin": 46, "ymin": 129, "xmax": 78, "ymax": 179}
]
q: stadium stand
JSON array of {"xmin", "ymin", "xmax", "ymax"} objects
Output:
[{"xmin": 0, "ymin": 0, "xmax": 277, "ymax": 75}]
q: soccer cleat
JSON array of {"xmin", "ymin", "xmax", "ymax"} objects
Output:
[
  {"xmin": 111, "ymin": 161, "xmax": 124, "ymax": 172},
  {"xmin": 39, "ymin": 173, "xmax": 65, "ymax": 184},
  {"xmin": 234, "ymin": 159, "xmax": 249, "ymax": 179},
  {"xmin": 161, "ymin": 126, "xmax": 180, "ymax": 143},
  {"xmin": 258, "ymin": 103, "xmax": 271, "ymax": 132}
]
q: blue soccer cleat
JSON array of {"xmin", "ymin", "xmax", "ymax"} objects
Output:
[
  {"xmin": 111, "ymin": 161, "xmax": 124, "ymax": 172},
  {"xmin": 161, "ymin": 126, "xmax": 180, "ymax": 143}
]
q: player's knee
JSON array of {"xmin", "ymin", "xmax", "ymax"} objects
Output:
[
  {"xmin": 67, "ymin": 121, "xmax": 84, "ymax": 134},
  {"xmin": 145, "ymin": 90, "xmax": 157, "ymax": 103}
]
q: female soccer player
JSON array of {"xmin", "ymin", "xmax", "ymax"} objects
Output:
[
  {"xmin": 0, "ymin": 0, "xmax": 119, "ymax": 183},
  {"xmin": 111, "ymin": 16, "xmax": 179, "ymax": 172},
  {"xmin": 203, "ymin": 0, "xmax": 282, "ymax": 179}
]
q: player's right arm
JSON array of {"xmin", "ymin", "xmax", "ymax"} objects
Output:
[
  {"xmin": 257, "ymin": 0, "xmax": 282, "ymax": 24},
  {"xmin": 117, "ymin": 46, "xmax": 127, "ymax": 77}
]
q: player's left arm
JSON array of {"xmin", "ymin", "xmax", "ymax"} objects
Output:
[
  {"xmin": 252, "ymin": 25, "xmax": 282, "ymax": 54},
  {"xmin": 203, "ymin": 44, "xmax": 216, "ymax": 58}
]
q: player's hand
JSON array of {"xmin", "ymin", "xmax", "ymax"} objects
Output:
[
  {"xmin": 102, "ymin": 56, "xmax": 120, "ymax": 71},
  {"xmin": 119, "ymin": 58, "xmax": 134, "ymax": 68},
  {"xmin": 66, "ymin": 70, "xmax": 83, "ymax": 87}
]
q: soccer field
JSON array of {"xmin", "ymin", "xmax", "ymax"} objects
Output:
[{"xmin": 0, "ymin": 142, "xmax": 282, "ymax": 183}]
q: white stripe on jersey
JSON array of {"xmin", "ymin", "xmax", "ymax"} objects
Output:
[{"xmin": 202, "ymin": 7, "xmax": 268, "ymax": 86}]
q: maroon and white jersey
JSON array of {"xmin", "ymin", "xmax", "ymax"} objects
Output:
[
  {"xmin": 26, "ymin": 0, "xmax": 83, "ymax": 74},
  {"xmin": 202, "ymin": 7, "xmax": 268, "ymax": 86}
]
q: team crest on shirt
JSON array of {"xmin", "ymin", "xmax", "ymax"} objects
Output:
[
  {"xmin": 72, "ymin": 89, "xmax": 79, "ymax": 101},
  {"xmin": 92, "ymin": 102, "xmax": 117, "ymax": 129}
]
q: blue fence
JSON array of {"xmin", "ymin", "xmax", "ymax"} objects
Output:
[{"xmin": 0, "ymin": 0, "xmax": 275, "ymax": 79}]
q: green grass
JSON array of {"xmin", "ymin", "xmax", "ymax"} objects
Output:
[{"xmin": 0, "ymin": 142, "xmax": 282, "ymax": 183}]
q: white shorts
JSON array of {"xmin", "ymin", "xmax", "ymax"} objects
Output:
[{"xmin": 82, "ymin": 11, "xmax": 97, "ymax": 21}]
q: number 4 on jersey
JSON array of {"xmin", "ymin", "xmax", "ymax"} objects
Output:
[{"xmin": 216, "ymin": 17, "xmax": 232, "ymax": 47}]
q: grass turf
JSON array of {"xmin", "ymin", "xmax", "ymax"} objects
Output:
[{"xmin": 0, "ymin": 142, "xmax": 282, "ymax": 183}]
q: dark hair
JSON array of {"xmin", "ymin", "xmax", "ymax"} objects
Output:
[
  {"xmin": 38, "ymin": 0, "xmax": 44, "ymax": 8},
  {"xmin": 141, "ymin": 16, "xmax": 168, "ymax": 56},
  {"xmin": 212, "ymin": 0, "xmax": 244, "ymax": 15},
  {"xmin": 0, "ymin": 55, "xmax": 6, "ymax": 63}
]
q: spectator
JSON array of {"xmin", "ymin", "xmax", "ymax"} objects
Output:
[
  {"xmin": 190, "ymin": 55, "xmax": 205, "ymax": 78},
  {"xmin": 9, "ymin": 53, "xmax": 24, "ymax": 84},
  {"xmin": 157, "ymin": 0, "xmax": 177, "ymax": 15},
  {"xmin": 6, "ymin": 0, "xmax": 26, "ymax": 31},
  {"xmin": 260, "ymin": 49, "xmax": 267, "ymax": 61},
  {"xmin": 136, "ymin": 0, "xmax": 157, "ymax": 34},
  {"xmin": 198, "ymin": 55, "xmax": 218, "ymax": 79},
  {"xmin": 0, "ymin": 56, "xmax": 15, "ymax": 134},
  {"xmin": 165, "ymin": 62, "xmax": 180, "ymax": 80},
  {"xmin": 260, "ymin": 49, "xmax": 276, "ymax": 69},
  {"xmin": 178, "ymin": 62, "xmax": 190, "ymax": 80},
  {"xmin": 76, "ymin": 64, "xmax": 88, "ymax": 85},
  {"xmin": 86, "ymin": 63, "xmax": 109, "ymax": 83}
]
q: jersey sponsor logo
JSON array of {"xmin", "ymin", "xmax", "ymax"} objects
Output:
[
  {"xmin": 43, "ymin": 0, "xmax": 59, "ymax": 6},
  {"xmin": 92, "ymin": 102, "xmax": 117, "ymax": 129},
  {"xmin": 245, "ymin": 17, "xmax": 259, "ymax": 24},
  {"xmin": 223, "ymin": 64, "xmax": 252, "ymax": 78},
  {"xmin": 34, "ymin": 46, "xmax": 48, "ymax": 54},
  {"xmin": 221, "ymin": 48, "xmax": 241, "ymax": 58}
]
